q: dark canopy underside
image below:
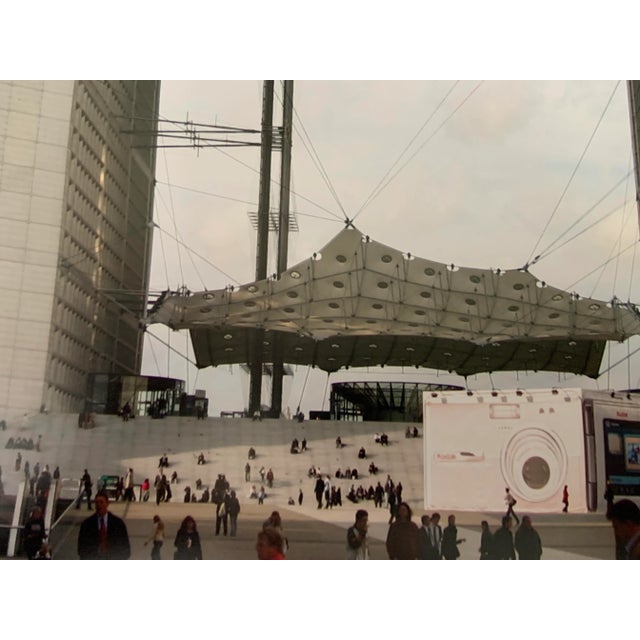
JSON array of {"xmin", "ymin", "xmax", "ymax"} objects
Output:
[
  {"xmin": 148, "ymin": 227, "xmax": 640, "ymax": 379},
  {"xmin": 189, "ymin": 327, "xmax": 607, "ymax": 378}
]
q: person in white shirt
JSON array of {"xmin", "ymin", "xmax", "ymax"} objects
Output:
[
  {"xmin": 426, "ymin": 512, "xmax": 442, "ymax": 559},
  {"xmin": 144, "ymin": 514, "xmax": 164, "ymax": 559}
]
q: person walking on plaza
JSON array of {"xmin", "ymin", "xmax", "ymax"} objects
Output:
[
  {"xmin": 263, "ymin": 510, "xmax": 288, "ymax": 556},
  {"xmin": 245, "ymin": 462, "xmax": 251, "ymax": 482},
  {"xmin": 426, "ymin": 512, "xmax": 443, "ymax": 559},
  {"xmin": 314, "ymin": 475, "xmax": 325, "ymax": 509},
  {"xmin": 493, "ymin": 516, "xmax": 516, "ymax": 560},
  {"xmin": 418, "ymin": 514, "xmax": 434, "ymax": 559},
  {"xmin": 215, "ymin": 491, "xmax": 230, "ymax": 536},
  {"xmin": 154, "ymin": 474, "xmax": 165, "ymax": 505},
  {"xmin": 562, "ymin": 485, "xmax": 569, "ymax": 513},
  {"xmin": 514, "ymin": 515, "xmax": 543, "ymax": 560},
  {"xmin": 441, "ymin": 514, "xmax": 466, "ymax": 560},
  {"xmin": 124, "ymin": 468, "xmax": 134, "ymax": 502},
  {"xmin": 386, "ymin": 502, "xmax": 420, "ymax": 559},
  {"xmin": 22, "ymin": 506, "xmax": 46, "ymax": 559},
  {"xmin": 504, "ymin": 487, "xmax": 519, "ymax": 525},
  {"xmin": 374, "ymin": 481, "xmax": 384, "ymax": 508},
  {"xmin": 174, "ymin": 516, "xmax": 203, "ymax": 560},
  {"xmin": 610, "ymin": 499, "xmax": 640, "ymax": 560},
  {"xmin": 141, "ymin": 478, "xmax": 150, "ymax": 502},
  {"xmin": 77, "ymin": 491, "xmax": 131, "ymax": 560},
  {"xmin": 346, "ymin": 509, "xmax": 370, "ymax": 559},
  {"xmin": 324, "ymin": 475, "xmax": 332, "ymax": 509},
  {"xmin": 228, "ymin": 490, "xmax": 241, "ymax": 537},
  {"xmin": 256, "ymin": 528, "xmax": 285, "ymax": 560},
  {"xmin": 144, "ymin": 515, "xmax": 165, "ymax": 560},
  {"xmin": 77, "ymin": 469, "xmax": 92, "ymax": 510},
  {"xmin": 266, "ymin": 468, "xmax": 274, "ymax": 488},
  {"xmin": 479, "ymin": 520, "xmax": 494, "ymax": 559}
]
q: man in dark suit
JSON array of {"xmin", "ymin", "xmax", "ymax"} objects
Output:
[
  {"xmin": 77, "ymin": 491, "xmax": 131, "ymax": 559},
  {"xmin": 418, "ymin": 514, "xmax": 433, "ymax": 559}
]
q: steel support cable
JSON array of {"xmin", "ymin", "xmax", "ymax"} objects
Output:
[
  {"xmin": 146, "ymin": 327, "xmax": 199, "ymax": 367},
  {"xmin": 152, "ymin": 222, "xmax": 242, "ymax": 286},
  {"xmin": 274, "ymin": 80, "xmax": 348, "ymax": 221},
  {"xmin": 296, "ymin": 366, "xmax": 312, "ymax": 414},
  {"xmin": 595, "ymin": 341, "xmax": 640, "ymax": 378},
  {"xmin": 288, "ymin": 102, "xmax": 349, "ymax": 222},
  {"xmin": 154, "ymin": 181, "xmax": 339, "ymax": 224},
  {"xmin": 154, "ymin": 188, "xmax": 208, "ymax": 290},
  {"xmin": 500, "ymin": 235, "xmax": 637, "ymax": 331},
  {"xmin": 527, "ymin": 81, "xmax": 622, "ymax": 266},
  {"xmin": 162, "ymin": 148, "xmax": 186, "ymax": 287},
  {"xmin": 627, "ymin": 227, "xmax": 639, "ymax": 302},
  {"xmin": 164, "ymin": 117, "xmax": 345, "ymax": 222},
  {"xmin": 146, "ymin": 331, "xmax": 163, "ymax": 376},
  {"xmin": 564, "ymin": 238, "xmax": 637, "ymax": 292},
  {"xmin": 351, "ymin": 81, "xmax": 484, "ymax": 223},
  {"xmin": 610, "ymin": 153, "xmax": 634, "ymax": 298},
  {"xmin": 152, "ymin": 199, "xmax": 171, "ymax": 289},
  {"xmin": 589, "ymin": 156, "xmax": 636, "ymax": 300},
  {"xmin": 354, "ymin": 80, "xmax": 460, "ymax": 219},
  {"xmin": 528, "ymin": 171, "xmax": 632, "ymax": 266}
]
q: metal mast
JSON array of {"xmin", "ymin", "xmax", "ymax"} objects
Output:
[
  {"xmin": 248, "ymin": 81, "xmax": 275, "ymax": 416},
  {"xmin": 270, "ymin": 80, "xmax": 294, "ymax": 417}
]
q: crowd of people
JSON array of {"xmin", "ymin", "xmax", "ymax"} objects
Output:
[{"xmin": 5, "ymin": 415, "xmax": 639, "ymax": 562}]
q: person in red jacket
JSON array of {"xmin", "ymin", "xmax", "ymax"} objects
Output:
[{"xmin": 256, "ymin": 527, "xmax": 285, "ymax": 559}]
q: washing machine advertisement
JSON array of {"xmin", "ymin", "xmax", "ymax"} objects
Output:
[{"xmin": 423, "ymin": 388, "xmax": 589, "ymax": 513}]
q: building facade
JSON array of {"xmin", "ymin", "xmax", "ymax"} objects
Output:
[{"xmin": 0, "ymin": 80, "xmax": 160, "ymax": 420}]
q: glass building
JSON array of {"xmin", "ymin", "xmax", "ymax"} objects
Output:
[
  {"xmin": 330, "ymin": 381, "xmax": 464, "ymax": 422},
  {"xmin": 0, "ymin": 81, "xmax": 160, "ymax": 420}
]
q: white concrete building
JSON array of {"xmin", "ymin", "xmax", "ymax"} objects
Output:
[{"xmin": 0, "ymin": 80, "xmax": 160, "ymax": 421}]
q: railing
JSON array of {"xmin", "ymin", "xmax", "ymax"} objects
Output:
[{"xmin": 6, "ymin": 481, "xmax": 27, "ymax": 557}]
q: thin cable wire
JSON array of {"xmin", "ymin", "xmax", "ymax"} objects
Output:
[
  {"xmin": 527, "ymin": 81, "xmax": 621, "ymax": 265},
  {"xmin": 162, "ymin": 149, "xmax": 186, "ymax": 286},
  {"xmin": 597, "ymin": 342, "xmax": 640, "ymax": 377},
  {"xmin": 146, "ymin": 328, "xmax": 199, "ymax": 367},
  {"xmin": 352, "ymin": 81, "xmax": 484, "ymax": 223},
  {"xmin": 533, "ymin": 198, "xmax": 629, "ymax": 270},
  {"xmin": 609, "ymin": 153, "xmax": 634, "ymax": 298},
  {"xmin": 153, "ymin": 199, "xmax": 171, "ymax": 289},
  {"xmin": 154, "ymin": 181, "xmax": 339, "ymax": 224},
  {"xmin": 146, "ymin": 332, "xmax": 162, "ymax": 376},
  {"xmin": 161, "ymin": 114, "xmax": 345, "ymax": 222},
  {"xmin": 530, "ymin": 171, "xmax": 631, "ymax": 266},
  {"xmin": 154, "ymin": 189, "xmax": 208, "ymax": 289},
  {"xmin": 296, "ymin": 366, "xmax": 312, "ymax": 413},
  {"xmin": 354, "ymin": 81, "xmax": 460, "ymax": 218},
  {"xmin": 152, "ymin": 223, "xmax": 242, "ymax": 286},
  {"xmin": 564, "ymin": 238, "xmax": 637, "ymax": 291},
  {"xmin": 627, "ymin": 226, "xmax": 639, "ymax": 301},
  {"xmin": 289, "ymin": 101, "xmax": 349, "ymax": 221}
]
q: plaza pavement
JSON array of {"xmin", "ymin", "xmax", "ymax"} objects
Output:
[{"xmin": 0, "ymin": 412, "xmax": 617, "ymax": 559}]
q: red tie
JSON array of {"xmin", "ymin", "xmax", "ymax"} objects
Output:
[{"xmin": 99, "ymin": 516, "xmax": 108, "ymax": 554}]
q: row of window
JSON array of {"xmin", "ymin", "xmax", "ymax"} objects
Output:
[{"xmin": 45, "ymin": 384, "xmax": 83, "ymax": 414}]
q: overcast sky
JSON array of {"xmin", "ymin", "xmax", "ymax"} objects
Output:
[{"xmin": 140, "ymin": 80, "xmax": 640, "ymax": 415}]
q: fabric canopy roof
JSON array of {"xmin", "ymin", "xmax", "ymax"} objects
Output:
[{"xmin": 147, "ymin": 227, "xmax": 640, "ymax": 378}]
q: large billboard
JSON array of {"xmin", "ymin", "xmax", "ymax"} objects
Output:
[{"xmin": 424, "ymin": 388, "xmax": 589, "ymax": 513}]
